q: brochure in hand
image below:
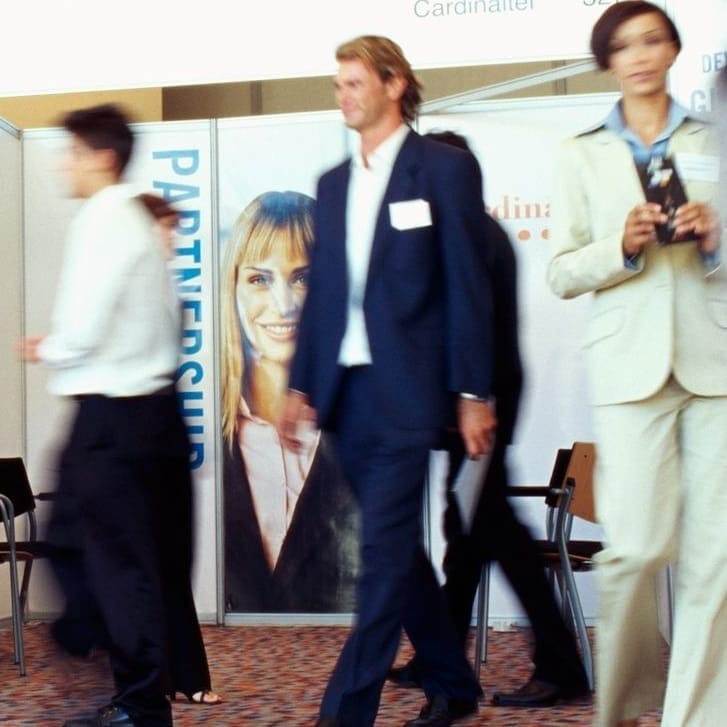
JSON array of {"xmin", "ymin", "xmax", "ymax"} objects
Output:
[{"xmin": 636, "ymin": 155, "xmax": 694, "ymax": 245}]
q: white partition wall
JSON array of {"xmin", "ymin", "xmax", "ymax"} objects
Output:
[
  {"xmin": 130, "ymin": 122, "xmax": 217, "ymax": 618},
  {"xmin": 21, "ymin": 121, "xmax": 217, "ymax": 619},
  {"xmin": 0, "ymin": 117, "xmax": 23, "ymax": 457},
  {"xmin": 668, "ymin": 0, "xmax": 727, "ymax": 114},
  {"xmin": 0, "ymin": 116, "xmax": 23, "ymax": 620}
]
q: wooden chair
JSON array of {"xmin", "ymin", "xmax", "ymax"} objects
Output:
[
  {"xmin": 473, "ymin": 443, "xmax": 600, "ymax": 688},
  {"xmin": 550, "ymin": 442, "xmax": 599, "ymax": 688}
]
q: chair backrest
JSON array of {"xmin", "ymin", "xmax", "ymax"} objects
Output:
[
  {"xmin": 544, "ymin": 448, "xmax": 573, "ymax": 508},
  {"xmin": 564, "ymin": 442, "xmax": 596, "ymax": 523},
  {"xmin": 0, "ymin": 458, "xmax": 36, "ymax": 518}
]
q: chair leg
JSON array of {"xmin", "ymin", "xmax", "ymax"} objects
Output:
[
  {"xmin": 7, "ymin": 551, "xmax": 26, "ymax": 675},
  {"xmin": 556, "ymin": 570, "xmax": 572, "ymax": 625},
  {"xmin": 665, "ymin": 564, "xmax": 676, "ymax": 640},
  {"xmin": 562, "ymin": 565, "xmax": 593, "ymax": 690},
  {"xmin": 18, "ymin": 558, "xmax": 33, "ymax": 620},
  {"xmin": 473, "ymin": 562, "xmax": 490, "ymax": 681}
]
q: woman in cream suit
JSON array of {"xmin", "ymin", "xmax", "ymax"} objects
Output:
[{"xmin": 548, "ymin": 3, "xmax": 726, "ymax": 726}]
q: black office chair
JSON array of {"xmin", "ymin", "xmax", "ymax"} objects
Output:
[
  {"xmin": 0, "ymin": 490, "xmax": 25, "ymax": 674},
  {"xmin": 0, "ymin": 457, "xmax": 57, "ymax": 675}
]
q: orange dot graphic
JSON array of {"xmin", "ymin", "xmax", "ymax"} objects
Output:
[{"xmin": 517, "ymin": 229, "xmax": 531, "ymax": 241}]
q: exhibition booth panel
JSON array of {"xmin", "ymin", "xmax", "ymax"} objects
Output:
[
  {"xmin": 0, "ymin": 117, "xmax": 22, "ymax": 621},
  {"xmin": 19, "ymin": 98, "xmax": 615, "ymax": 625}
]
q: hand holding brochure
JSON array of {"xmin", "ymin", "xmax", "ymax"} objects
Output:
[{"xmin": 636, "ymin": 155, "xmax": 694, "ymax": 245}]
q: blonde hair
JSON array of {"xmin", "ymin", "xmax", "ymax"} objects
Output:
[
  {"xmin": 220, "ymin": 191, "xmax": 315, "ymax": 446},
  {"xmin": 336, "ymin": 35, "xmax": 422, "ymax": 124}
]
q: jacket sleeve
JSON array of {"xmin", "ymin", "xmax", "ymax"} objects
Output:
[
  {"xmin": 547, "ymin": 136, "xmax": 642, "ymax": 300},
  {"xmin": 436, "ymin": 149, "xmax": 493, "ymax": 399}
]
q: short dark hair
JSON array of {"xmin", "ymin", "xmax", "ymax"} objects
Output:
[
  {"xmin": 590, "ymin": 1, "xmax": 681, "ymax": 71},
  {"xmin": 61, "ymin": 103, "xmax": 134, "ymax": 175},
  {"xmin": 423, "ymin": 130, "xmax": 472, "ymax": 154}
]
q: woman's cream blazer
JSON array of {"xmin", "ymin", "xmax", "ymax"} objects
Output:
[{"xmin": 548, "ymin": 118, "xmax": 726, "ymax": 406}]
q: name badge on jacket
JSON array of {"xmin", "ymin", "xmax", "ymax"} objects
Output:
[
  {"xmin": 674, "ymin": 153, "xmax": 719, "ymax": 183},
  {"xmin": 389, "ymin": 199, "xmax": 432, "ymax": 230}
]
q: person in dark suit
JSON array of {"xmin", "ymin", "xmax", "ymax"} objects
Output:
[
  {"xmin": 220, "ymin": 191, "xmax": 359, "ymax": 613},
  {"xmin": 389, "ymin": 130, "xmax": 590, "ymax": 708},
  {"xmin": 278, "ymin": 36, "xmax": 496, "ymax": 727}
]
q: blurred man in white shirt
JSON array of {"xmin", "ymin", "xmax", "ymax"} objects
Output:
[{"xmin": 20, "ymin": 104, "xmax": 193, "ymax": 727}]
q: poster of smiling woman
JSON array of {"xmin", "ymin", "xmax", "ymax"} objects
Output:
[{"xmin": 217, "ymin": 113, "xmax": 359, "ymax": 614}]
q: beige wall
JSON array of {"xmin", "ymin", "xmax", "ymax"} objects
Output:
[
  {"xmin": 0, "ymin": 88, "xmax": 163, "ymax": 130},
  {"xmin": 0, "ymin": 62, "xmax": 617, "ymax": 129},
  {"xmin": 160, "ymin": 61, "xmax": 618, "ymax": 120}
]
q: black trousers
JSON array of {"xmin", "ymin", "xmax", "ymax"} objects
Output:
[
  {"xmin": 48, "ymin": 389, "xmax": 207, "ymax": 726},
  {"xmin": 439, "ymin": 433, "xmax": 588, "ymax": 687}
]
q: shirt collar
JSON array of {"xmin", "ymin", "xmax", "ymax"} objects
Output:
[
  {"xmin": 603, "ymin": 97, "xmax": 690, "ymax": 144},
  {"xmin": 352, "ymin": 123, "xmax": 410, "ymax": 172}
]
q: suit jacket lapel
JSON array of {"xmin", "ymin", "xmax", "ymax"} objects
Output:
[
  {"xmin": 328, "ymin": 161, "xmax": 351, "ymax": 263},
  {"xmin": 366, "ymin": 130, "xmax": 421, "ymax": 283}
]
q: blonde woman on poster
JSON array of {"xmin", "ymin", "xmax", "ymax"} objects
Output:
[
  {"xmin": 221, "ymin": 191, "xmax": 358, "ymax": 613},
  {"xmin": 548, "ymin": 3, "xmax": 725, "ymax": 726}
]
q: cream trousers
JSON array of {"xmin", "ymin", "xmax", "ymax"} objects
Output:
[{"xmin": 592, "ymin": 377, "xmax": 727, "ymax": 727}]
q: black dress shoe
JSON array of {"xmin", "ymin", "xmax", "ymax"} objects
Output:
[
  {"xmin": 404, "ymin": 694, "xmax": 477, "ymax": 726},
  {"xmin": 388, "ymin": 658, "xmax": 423, "ymax": 689},
  {"xmin": 314, "ymin": 720, "xmax": 341, "ymax": 727},
  {"xmin": 492, "ymin": 676, "xmax": 591, "ymax": 707},
  {"xmin": 63, "ymin": 704, "xmax": 139, "ymax": 726}
]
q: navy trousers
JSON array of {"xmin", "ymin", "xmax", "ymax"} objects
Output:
[{"xmin": 319, "ymin": 368, "xmax": 481, "ymax": 726}]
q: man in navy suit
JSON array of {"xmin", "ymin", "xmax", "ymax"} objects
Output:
[{"xmin": 278, "ymin": 36, "xmax": 496, "ymax": 727}]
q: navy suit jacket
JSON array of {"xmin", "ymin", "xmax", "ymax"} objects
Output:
[{"xmin": 290, "ymin": 129, "xmax": 493, "ymax": 431}]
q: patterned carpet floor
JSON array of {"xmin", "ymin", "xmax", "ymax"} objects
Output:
[{"xmin": 0, "ymin": 621, "xmax": 664, "ymax": 726}]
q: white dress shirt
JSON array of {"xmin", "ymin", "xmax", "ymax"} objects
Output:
[
  {"xmin": 38, "ymin": 183, "xmax": 179, "ymax": 397},
  {"xmin": 338, "ymin": 124, "xmax": 410, "ymax": 366}
]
